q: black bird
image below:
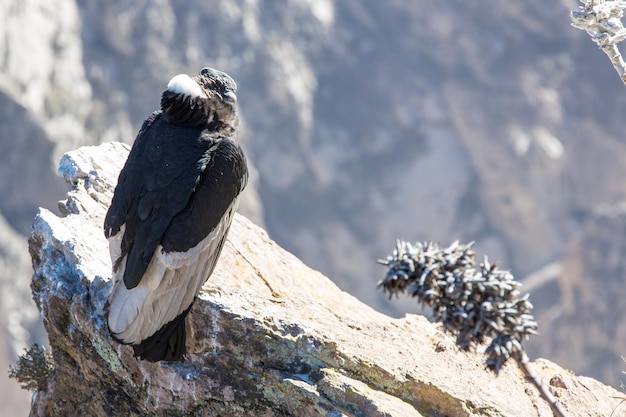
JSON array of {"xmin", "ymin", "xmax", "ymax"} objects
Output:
[{"xmin": 104, "ymin": 67, "xmax": 248, "ymax": 362}]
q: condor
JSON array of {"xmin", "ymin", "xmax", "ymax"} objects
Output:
[{"xmin": 104, "ymin": 67, "xmax": 248, "ymax": 361}]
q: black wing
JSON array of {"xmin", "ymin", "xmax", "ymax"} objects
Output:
[
  {"xmin": 104, "ymin": 111, "xmax": 159, "ymax": 238},
  {"xmin": 161, "ymin": 135, "xmax": 248, "ymax": 252},
  {"xmin": 104, "ymin": 113, "xmax": 215, "ymax": 288}
]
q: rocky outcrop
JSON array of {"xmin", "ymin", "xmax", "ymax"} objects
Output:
[{"xmin": 24, "ymin": 143, "xmax": 622, "ymax": 416}]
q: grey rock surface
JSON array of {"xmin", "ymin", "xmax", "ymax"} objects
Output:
[{"xmin": 26, "ymin": 143, "xmax": 623, "ymax": 416}]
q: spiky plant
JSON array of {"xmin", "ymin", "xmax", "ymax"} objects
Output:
[{"xmin": 378, "ymin": 240, "xmax": 569, "ymax": 417}]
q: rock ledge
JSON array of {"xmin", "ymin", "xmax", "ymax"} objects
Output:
[{"xmin": 26, "ymin": 143, "xmax": 621, "ymax": 416}]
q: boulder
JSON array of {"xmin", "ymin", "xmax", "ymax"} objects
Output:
[{"xmin": 26, "ymin": 143, "xmax": 622, "ymax": 416}]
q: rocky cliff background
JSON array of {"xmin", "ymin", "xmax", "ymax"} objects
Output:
[{"xmin": 2, "ymin": 0, "xmax": 626, "ymax": 414}]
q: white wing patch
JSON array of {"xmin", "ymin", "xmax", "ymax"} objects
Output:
[
  {"xmin": 107, "ymin": 199, "xmax": 239, "ymax": 344},
  {"xmin": 166, "ymin": 74, "xmax": 206, "ymax": 98}
]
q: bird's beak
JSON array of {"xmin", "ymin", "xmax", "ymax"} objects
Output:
[{"xmin": 223, "ymin": 91, "xmax": 237, "ymax": 104}]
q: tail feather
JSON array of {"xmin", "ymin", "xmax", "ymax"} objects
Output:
[{"xmin": 131, "ymin": 302, "xmax": 195, "ymax": 362}]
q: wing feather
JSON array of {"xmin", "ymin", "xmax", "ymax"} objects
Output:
[
  {"xmin": 104, "ymin": 115, "xmax": 214, "ymax": 289},
  {"xmin": 108, "ymin": 200, "xmax": 238, "ymax": 344},
  {"xmin": 106, "ymin": 123, "xmax": 247, "ymax": 345},
  {"xmin": 104, "ymin": 111, "xmax": 159, "ymax": 238}
]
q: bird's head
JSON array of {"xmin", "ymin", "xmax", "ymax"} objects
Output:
[{"xmin": 161, "ymin": 67, "xmax": 239, "ymax": 132}]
